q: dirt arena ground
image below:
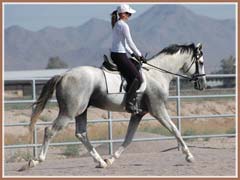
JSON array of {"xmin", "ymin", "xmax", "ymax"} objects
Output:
[{"xmin": 4, "ymin": 133, "xmax": 236, "ymax": 177}]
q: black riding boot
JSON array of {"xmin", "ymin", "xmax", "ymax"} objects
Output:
[{"xmin": 126, "ymin": 78, "xmax": 143, "ymax": 114}]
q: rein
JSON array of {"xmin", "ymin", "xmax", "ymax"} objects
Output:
[{"xmin": 143, "ymin": 61, "xmax": 205, "ymax": 82}]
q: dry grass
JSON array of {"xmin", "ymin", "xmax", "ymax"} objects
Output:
[{"xmin": 5, "ymin": 117, "xmax": 235, "ymax": 146}]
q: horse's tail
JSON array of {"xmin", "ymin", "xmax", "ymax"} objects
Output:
[{"xmin": 29, "ymin": 75, "xmax": 62, "ymax": 136}]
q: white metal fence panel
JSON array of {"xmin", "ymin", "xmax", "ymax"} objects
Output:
[{"xmin": 4, "ymin": 74, "xmax": 236, "ymax": 156}]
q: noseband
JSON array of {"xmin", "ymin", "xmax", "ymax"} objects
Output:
[
  {"xmin": 186, "ymin": 52, "xmax": 206, "ymax": 90},
  {"xmin": 184, "ymin": 52, "xmax": 205, "ymax": 82}
]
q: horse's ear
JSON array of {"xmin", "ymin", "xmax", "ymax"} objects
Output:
[{"xmin": 196, "ymin": 43, "xmax": 202, "ymax": 50}]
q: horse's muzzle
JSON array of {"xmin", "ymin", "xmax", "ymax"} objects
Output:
[{"xmin": 194, "ymin": 76, "xmax": 207, "ymax": 91}]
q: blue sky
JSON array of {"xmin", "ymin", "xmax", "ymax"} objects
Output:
[{"xmin": 4, "ymin": 3, "xmax": 236, "ymax": 31}]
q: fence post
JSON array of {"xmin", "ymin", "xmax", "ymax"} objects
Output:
[
  {"xmin": 33, "ymin": 125, "xmax": 38, "ymax": 158},
  {"xmin": 32, "ymin": 79, "xmax": 36, "ymax": 101},
  {"xmin": 108, "ymin": 111, "xmax": 113, "ymax": 155},
  {"xmin": 176, "ymin": 77, "xmax": 182, "ymax": 150},
  {"xmin": 32, "ymin": 79, "xmax": 38, "ymax": 157}
]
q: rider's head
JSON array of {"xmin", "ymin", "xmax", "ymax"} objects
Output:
[
  {"xmin": 118, "ymin": 4, "xmax": 136, "ymax": 20},
  {"xmin": 111, "ymin": 4, "xmax": 136, "ymax": 28}
]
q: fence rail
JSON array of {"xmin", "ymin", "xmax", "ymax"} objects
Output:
[{"xmin": 4, "ymin": 74, "xmax": 236, "ymax": 156}]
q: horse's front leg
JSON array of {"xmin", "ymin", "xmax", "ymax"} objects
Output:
[
  {"xmin": 105, "ymin": 113, "xmax": 145, "ymax": 166},
  {"xmin": 150, "ymin": 103, "xmax": 194, "ymax": 163},
  {"xmin": 75, "ymin": 110, "xmax": 108, "ymax": 168}
]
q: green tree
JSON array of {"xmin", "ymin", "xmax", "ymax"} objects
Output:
[
  {"xmin": 216, "ymin": 56, "xmax": 235, "ymax": 74},
  {"xmin": 215, "ymin": 56, "xmax": 236, "ymax": 87},
  {"xmin": 46, "ymin": 56, "xmax": 68, "ymax": 69}
]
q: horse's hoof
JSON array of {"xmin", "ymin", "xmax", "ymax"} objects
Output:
[
  {"xmin": 186, "ymin": 155, "xmax": 195, "ymax": 163},
  {"xmin": 29, "ymin": 159, "xmax": 40, "ymax": 167},
  {"xmin": 95, "ymin": 161, "xmax": 108, "ymax": 168},
  {"xmin": 18, "ymin": 159, "xmax": 39, "ymax": 171},
  {"xmin": 104, "ymin": 158, "xmax": 114, "ymax": 166}
]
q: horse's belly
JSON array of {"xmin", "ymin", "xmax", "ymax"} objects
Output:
[{"xmin": 92, "ymin": 93, "xmax": 126, "ymax": 112}]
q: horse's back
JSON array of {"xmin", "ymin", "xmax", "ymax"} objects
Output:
[
  {"xmin": 64, "ymin": 66, "xmax": 102, "ymax": 77},
  {"xmin": 60, "ymin": 66, "xmax": 103, "ymax": 86}
]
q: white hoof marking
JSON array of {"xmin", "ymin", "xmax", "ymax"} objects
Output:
[
  {"xmin": 95, "ymin": 161, "xmax": 108, "ymax": 168},
  {"xmin": 186, "ymin": 154, "xmax": 195, "ymax": 163}
]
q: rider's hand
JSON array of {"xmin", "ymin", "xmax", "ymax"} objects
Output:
[
  {"xmin": 140, "ymin": 56, "xmax": 147, "ymax": 63},
  {"xmin": 131, "ymin": 53, "xmax": 138, "ymax": 59}
]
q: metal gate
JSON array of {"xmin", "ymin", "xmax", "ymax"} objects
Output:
[{"xmin": 4, "ymin": 74, "xmax": 236, "ymax": 156}]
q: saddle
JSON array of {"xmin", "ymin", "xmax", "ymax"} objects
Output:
[
  {"xmin": 101, "ymin": 55, "xmax": 146, "ymax": 94},
  {"xmin": 102, "ymin": 55, "xmax": 118, "ymax": 72},
  {"xmin": 101, "ymin": 54, "xmax": 142, "ymax": 72}
]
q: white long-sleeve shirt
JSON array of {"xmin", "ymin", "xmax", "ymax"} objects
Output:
[{"xmin": 111, "ymin": 20, "xmax": 142, "ymax": 57}]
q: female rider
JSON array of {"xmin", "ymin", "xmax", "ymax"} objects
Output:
[{"xmin": 111, "ymin": 4, "xmax": 146, "ymax": 114}]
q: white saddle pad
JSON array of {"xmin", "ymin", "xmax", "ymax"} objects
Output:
[{"xmin": 102, "ymin": 70, "xmax": 147, "ymax": 94}]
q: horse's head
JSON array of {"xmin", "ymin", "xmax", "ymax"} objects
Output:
[{"xmin": 182, "ymin": 43, "xmax": 207, "ymax": 90}]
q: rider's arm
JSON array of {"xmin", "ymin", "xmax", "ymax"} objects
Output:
[
  {"xmin": 122, "ymin": 23, "xmax": 142, "ymax": 57},
  {"xmin": 125, "ymin": 39, "xmax": 133, "ymax": 55}
]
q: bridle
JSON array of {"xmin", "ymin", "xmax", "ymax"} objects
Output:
[
  {"xmin": 144, "ymin": 52, "xmax": 205, "ymax": 82},
  {"xmin": 183, "ymin": 51, "xmax": 205, "ymax": 82}
]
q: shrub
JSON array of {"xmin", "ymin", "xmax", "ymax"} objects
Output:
[
  {"xmin": 63, "ymin": 145, "xmax": 79, "ymax": 157},
  {"xmin": 183, "ymin": 129, "xmax": 197, "ymax": 136},
  {"xmin": 182, "ymin": 129, "xmax": 197, "ymax": 141},
  {"xmin": 226, "ymin": 127, "xmax": 236, "ymax": 134}
]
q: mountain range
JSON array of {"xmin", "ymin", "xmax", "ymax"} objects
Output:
[{"xmin": 4, "ymin": 5, "xmax": 236, "ymax": 73}]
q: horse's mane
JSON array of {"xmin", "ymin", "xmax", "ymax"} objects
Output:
[{"xmin": 148, "ymin": 43, "xmax": 196, "ymax": 60}]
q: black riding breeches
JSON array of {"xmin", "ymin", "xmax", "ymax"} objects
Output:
[{"xmin": 111, "ymin": 52, "xmax": 143, "ymax": 91}]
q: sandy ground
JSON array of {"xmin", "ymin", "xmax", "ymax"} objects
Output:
[{"xmin": 4, "ymin": 133, "xmax": 236, "ymax": 177}]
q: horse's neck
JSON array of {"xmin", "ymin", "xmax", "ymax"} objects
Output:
[
  {"xmin": 147, "ymin": 52, "xmax": 190, "ymax": 81},
  {"xmin": 148, "ymin": 53, "xmax": 190, "ymax": 83}
]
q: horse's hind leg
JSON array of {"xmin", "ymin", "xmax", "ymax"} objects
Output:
[
  {"xmin": 75, "ymin": 110, "xmax": 108, "ymax": 168},
  {"xmin": 105, "ymin": 113, "xmax": 145, "ymax": 166},
  {"xmin": 27, "ymin": 114, "xmax": 71, "ymax": 169},
  {"xmin": 150, "ymin": 103, "xmax": 194, "ymax": 163}
]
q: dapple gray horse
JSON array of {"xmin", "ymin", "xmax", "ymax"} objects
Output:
[{"xmin": 22, "ymin": 43, "xmax": 207, "ymax": 170}]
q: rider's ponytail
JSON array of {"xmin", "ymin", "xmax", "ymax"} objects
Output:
[{"xmin": 111, "ymin": 10, "xmax": 118, "ymax": 29}]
